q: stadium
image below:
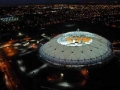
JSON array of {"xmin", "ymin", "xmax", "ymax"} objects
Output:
[{"xmin": 39, "ymin": 31, "xmax": 113, "ymax": 69}]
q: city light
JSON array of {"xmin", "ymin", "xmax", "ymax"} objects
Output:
[
  {"xmin": 80, "ymin": 68, "xmax": 89, "ymax": 77},
  {"xmin": 19, "ymin": 66, "xmax": 26, "ymax": 72},
  {"xmin": 18, "ymin": 32, "xmax": 23, "ymax": 36},
  {"xmin": 0, "ymin": 4, "xmax": 120, "ymax": 90},
  {"xmin": 61, "ymin": 73, "xmax": 64, "ymax": 77},
  {"xmin": 17, "ymin": 60, "xmax": 22, "ymax": 65},
  {"xmin": 57, "ymin": 82, "xmax": 73, "ymax": 88}
]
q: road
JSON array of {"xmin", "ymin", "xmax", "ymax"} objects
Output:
[{"xmin": 0, "ymin": 48, "xmax": 24, "ymax": 90}]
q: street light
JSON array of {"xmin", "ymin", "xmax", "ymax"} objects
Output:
[
  {"xmin": 18, "ymin": 32, "xmax": 23, "ymax": 36},
  {"xmin": 61, "ymin": 73, "xmax": 64, "ymax": 77}
]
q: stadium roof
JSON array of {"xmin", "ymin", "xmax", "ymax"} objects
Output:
[{"xmin": 39, "ymin": 31, "xmax": 113, "ymax": 69}]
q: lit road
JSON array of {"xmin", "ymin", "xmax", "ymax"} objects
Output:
[
  {"xmin": 111, "ymin": 41, "xmax": 120, "ymax": 59},
  {"xmin": 112, "ymin": 41, "xmax": 120, "ymax": 45},
  {"xmin": 0, "ymin": 36, "xmax": 44, "ymax": 90},
  {"xmin": 0, "ymin": 48, "xmax": 24, "ymax": 90}
]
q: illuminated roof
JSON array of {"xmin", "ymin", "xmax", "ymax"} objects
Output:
[
  {"xmin": 39, "ymin": 31, "xmax": 113, "ymax": 69},
  {"xmin": 0, "ymin": 16, "xmax": 19, "ymax": 22},
  {"xmin": 57, "ymin": 31, "xmax": 94, "ymax": 46}
]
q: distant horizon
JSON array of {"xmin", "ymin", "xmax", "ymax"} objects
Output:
[
  {"xmin": 0, "ymin": 0, "xmax": 120, "ymax": 5},
  {"xmin": 0, "ymin": 2, "xmax": 120, "ymax": 6}
]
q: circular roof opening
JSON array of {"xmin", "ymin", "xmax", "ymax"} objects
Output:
[{"xmin": 57, "ymin": 31, "xmax": 94, "ymax": 46}]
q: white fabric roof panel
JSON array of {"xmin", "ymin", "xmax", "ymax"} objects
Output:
[{"xmin": 39, "ymin": 31, "xmax": 113, "ymax": 69}]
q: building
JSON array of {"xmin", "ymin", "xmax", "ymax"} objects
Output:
[
  {"xmin": 39, "ymin": 31, "xmax": 113, "ymax": 69},
  {"xmin": 0, "ymin": 16, "xmax": 19, "ymax": 22}
]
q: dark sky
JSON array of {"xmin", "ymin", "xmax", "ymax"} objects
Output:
[{"xmin": 0, "ymin": 0, "xmax": 119, "ymax": 5}]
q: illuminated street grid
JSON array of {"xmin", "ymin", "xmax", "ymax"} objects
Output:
[{"xmin": 0, "ymin": 4, "xmax": 120, "ymax": 90}]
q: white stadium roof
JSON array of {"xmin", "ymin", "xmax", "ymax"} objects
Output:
[{"xmin": 39, "ymin": 31, "xmax": 113, "ymax": 69}]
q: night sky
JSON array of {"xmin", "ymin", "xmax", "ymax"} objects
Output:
[{"xmin": 0, "ymin": 0, "xmax": 119, "ymax": 5}]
